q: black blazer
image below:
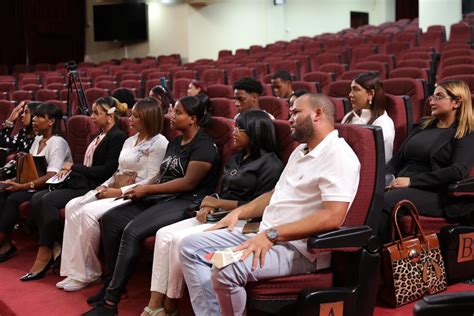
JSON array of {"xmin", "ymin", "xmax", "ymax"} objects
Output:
[
  {"xmin": 386, "ymin": 122, "xmax": 474, "ymax": 217},
  {"xmin": 71, "ymin": 124, "xmax": 127, "ymax": 188}
]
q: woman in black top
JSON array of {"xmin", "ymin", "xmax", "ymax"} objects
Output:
[
  {"xmin": 380, "ymin": 80, "xmax": 474, "ymax": 243},
  {"xmin": 141, "ymin": 109, "xmax": 284, "ymax": 316},
  {"xmin": 0, "ymin": 101, "xmax": 41, "ymax": 179},
  {"xmin": 19, "ymin": 97, "xmax": 128, "ymax": 281},
  {"xmin": 83, "ymin": 96, "xmax": 219, "ymax": 316}
]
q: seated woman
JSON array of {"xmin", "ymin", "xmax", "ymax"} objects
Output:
[
  {"xmin": 342, "ymin": 72, "xmax": 395, "ymax": 163},
  {"xmin": 83, "ymin": 96, "xmax": 220, "ymax": 315},
  {"xmin": 141, "ymin": 109, "xmax": 284, "ymax": 316},
  {"xmin": 149, "ymin": 85, "xmax": 175, "ymax": 116},
  {"xmin": 20, "ymin": 97, "xmax": 128, "ymax": 281},
  {"xmin": 0, "ymin": 103, "xmax": 72, "ymax": 263},
  {"xmin": 57, "ymin": 97, "xmax": 169, "ymax": 291},
  {"xmin": 381, "ymin": 80, "xmax": 474, "ymax": 243},
  {"xmin": 187, "ymin": 80, "xmax": 207, "ymax": 97},
  {"xmin": 0, "ymin": 101, "xmax": 42, "ymax": 179}
]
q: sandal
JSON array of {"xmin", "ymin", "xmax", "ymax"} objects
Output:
[{"xmin": 143, "ymin": 306, "xmax": 164, "ymax": 316}]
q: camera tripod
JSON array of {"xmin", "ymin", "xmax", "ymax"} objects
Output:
[{"xmin": 65, "ymin": 61, "xmax": 89, "ymax": 116}]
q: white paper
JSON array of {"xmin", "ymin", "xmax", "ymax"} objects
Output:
[{"xmin": 46, "ymin": 170, "xmax": 72, "ymax": 184}]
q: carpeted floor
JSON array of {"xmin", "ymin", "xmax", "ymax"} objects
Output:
[{"xmin": 1, "ymin": 230, "xmax": 472, "ymax": 315}]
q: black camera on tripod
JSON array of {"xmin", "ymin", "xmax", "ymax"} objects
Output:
[{"xmin": 65, "ymin": 60, "xmax": 78, "ymax": 72}]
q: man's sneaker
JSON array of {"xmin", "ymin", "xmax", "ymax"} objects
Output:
[{"xmin": 56, "ymin": 277, "xmax": 72, "ymax": 289}]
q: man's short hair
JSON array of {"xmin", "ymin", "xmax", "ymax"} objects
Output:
[
  {"xmin": 302, "ymin": 93, "xmax": 336, "ymax": 123},
  {"xmin": 271, "ymin": 70, "xmax": 292, "ymax": 82},
  {"xmin": 233, "ymin": 77, "xmax": 264, "ymax": 95}
]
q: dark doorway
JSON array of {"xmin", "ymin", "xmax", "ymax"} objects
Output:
[
  {"xmin": 351, "ymin": 11, "xmax": 369, "ymax": 29},
  {"xmin": 396, "ymin": 0, "xmax": 419, "ymax": 20}
]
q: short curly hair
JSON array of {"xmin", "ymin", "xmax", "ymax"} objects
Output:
[{"xmin": 233, "ymin": 77, "xmax": 263, "ymax": 95}]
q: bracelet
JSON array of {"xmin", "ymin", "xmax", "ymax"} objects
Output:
[{"xmin": 3, "ymin": 120, "xmax": 14, "ymax": 128}]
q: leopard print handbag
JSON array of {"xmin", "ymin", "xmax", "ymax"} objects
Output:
[{"xmin": 379, "ymin": 199, "xmax": 447, "ymax": 307}]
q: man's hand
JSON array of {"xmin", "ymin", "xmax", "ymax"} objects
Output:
[
  {"xmin": 234, "ymin": 231, "xmax": 273, "ymax": 270},
  {"xmin": 196, "ymin": 206, "xmax": 215, "ymax": 223},
  {"xmin": 205, "ymin": 208, "xmax": 241, "ymax": 232},
  {"xmin": 123, "ymin": 185, "xmax": 150, "ymax": 200}
]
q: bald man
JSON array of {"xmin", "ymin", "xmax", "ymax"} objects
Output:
[{"xmin": 179, "ymin": 94, "xmax": 361, "ymax": 316}]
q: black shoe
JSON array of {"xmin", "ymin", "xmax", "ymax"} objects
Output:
[
  {"xmin": 87, "ymin": 285, "xmax": 107, "ymax": 305},
  {"xmin": 19, "ymin": 257, "xmax": 54, "ymax": 281},
  {"xmin": 0, "ymin": 245, "xmax": 17, "ymax": 263},
  {"xmin": 81, "ymin": 300, "xmax": 117, "ymax": 316}
]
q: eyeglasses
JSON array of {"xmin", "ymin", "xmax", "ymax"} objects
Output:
[
  {"xmin": 429, "ymin": 95, "xmax": 452, "ymax": 102},
  {"xmin": 233, "ymin": 126, "xmax": 247, "ymax": 134}
]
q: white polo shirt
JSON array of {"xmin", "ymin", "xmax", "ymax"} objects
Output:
[{"xmin": 259, "ymin": 130, "xmax": 360, "ymax": 262}]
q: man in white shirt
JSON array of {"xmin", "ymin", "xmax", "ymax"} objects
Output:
[{"xmin": 179, "ymin": 93, "xmax": 361, "ymax": 316}]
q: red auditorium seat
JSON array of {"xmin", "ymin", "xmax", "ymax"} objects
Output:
[
  {"xmin": 172, "ymin": 78, "xmax": 193, "ymax": 100},
  {"xmin": 442, "ymin": 49, "xmax": 473, "ymax": 60},
  {"xmin": 270, "ymin": 60, "xmax": 301, "ymax": 80},
  {"xmin": 439, "ymin": 64, "xmax": 474, "ymax": 80},
  {"xmin": 328, "ymin": 96, "xmax": 351, "ymax": 123},
  {"xmin": 385, "ymin": 93, "xmax": 413, "ymax": 154},
  {"xmin": 271, "ymin": 119, "xmax": 299, "ymax": 164},
  {"xmin": 249, "ymin": 45, "xmax": 265, "ymax": 55},
  {"xmin": 319, "ymin": 63, "xmax": 347, "ymax": 79},
  {"xmin": 310, "ymin": 53, "xmax": 341, "ymax": 71},
  {"xmin": 218, "ymin": 50, "xmax": 233, "ymax": 59},
  {"xmin": 350, "ymin": 46, "xmax": 377, "ymax": 68},
  {"xmin": 292, "ymin": 81, "xmax": 318, "ymax": 94},
  {"xmin": 11, "ymin": 90, "xmax": 34, "ymax": 103},
  {"xmin": 207, "ymin": 84, "xmax": 233, "ymax": 99},
  {"xmin": 353, "ymin": 61, "xmax": 388, "ymax": 79},
  {"xmin": 147, "ymin": 71, "xmax": 170, "ymax": 81},
  {"xmin": 228, "ymin": 67, "xmax": 256, "ymax": 86},
  {"xmin": 441, "ymin": 74, "xmax": 474, "ymax": 93},
  {"xmin": 327, "ymin": 80, "xmax": 352, "ymax": 98},
  {"xmin": 141, "ymin": 68, "xmax": 160, "ymax": 81},
  {"xmin": 383, "ymin": 78, "xmax": 427, "ymax": 124},
  {"xmin": 258, "ymin": 96, "xmax": 289, "ymax": 120},
  {"xmin": 115, "ymin": 70, "xmax": 136, "ymax": 82},
  {"xmin": 302, "ymin": 71, "xmax": 334, "ymax": 95},
  {"xmin": 200, "ymin": 69, "xmax": 226, "ymax": 86},
  {"xmin": 287, "ymin": 55, "xmax": 311, "ymax": 76},
  {"xmin": 389, "ymin": 67, "xmax": 430, "ymax": 82},
  {"xmin": 46, "ymin": 82, "xmax": 66, "ymax": 91},
  {"xmin": 157, "ymin": 54, "xmax": 181, "ymax": 66},
  {"xmin": 449, "ymin": 22, "xmax": 473, "ymax": 42},
  {"xmin": 246, "ymin": 124, "xmax": 384, "ymax": 316},
  {"xmin": 66, "ymin": 115, "xmax": 99, "ymax": 164},
  {"xmin": 339, "ymin": 69, "xmax": 371, "ymax": 80},
  {"xmin": 0, "ymin": 82, "xmax": 15, "ymax": 98},
  {"xmin": 209, "ymin": 98, "xmax": 237, "ymax": 119},
  {"xmin": 246, "ymin": 62, "xmax": 269, "ymax": 82},
  {"xmin": 35, "ymin": 89, "xmax": 59, "ymax": 102},
  {"xmin": 0, "ymin": 100, "xmax": 14, "ymax": 121},
  {"xmin": 364, "ymin": 54, "xmax": 396, "ymax": 72},
  {"xmin": 95, "ymin": 81, "xmax": 118, "ymax": 90},
  {"xmin": 85, "ymin": 88, "xmax": 109, "ymax": 107},
  {"xmin": 120, "ymin": 73, "xmax": 142, "ymax": 82},
  {"xmin": 191, "ymin": 65, "xmax": 215, "ymax": 79},
  {"xmin": 120, "ymin": 80, "xmax": 142, "ymax": 98},
  {"xmin": 384, "ymin": 41, "xmax": 409, "ymax": 59},
  {"xmin": 174, "ymin": 70, "xmax": 197, "ymax": 80}
]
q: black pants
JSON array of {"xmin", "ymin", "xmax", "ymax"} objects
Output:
[
  {"xmin": 0, "ymin": 190, "xmax": 35, "ymax": 234},
  {"xmin": 30, "ymin": 188, "xmax": 89, "ymax": 248},
  {"xmin": 101, "ymin": 196, "xmax": 193, "ymax": 304},
  {"xmin": 378, "ymin": 187, "xmax": 444, "ymax": 244}
]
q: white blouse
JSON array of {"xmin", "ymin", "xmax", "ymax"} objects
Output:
[
  {"xmin": 102, "ymin": 133, "xmax": 169, "ymax": 193},
  {"xmin": 29, "ymin": 135, "xmax": 73, "ymax": 173},
  {"xmin": 342, "ymin": 109, "xmax": 395, "ymax": 163}
]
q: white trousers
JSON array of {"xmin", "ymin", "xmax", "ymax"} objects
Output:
[
  {"xmin": 151, "ymin": 217, "xmax": 212, "ymax": 298},
  {"xmin": 60, "ymin": 195, "xmax": 131, "ymax": 282}
]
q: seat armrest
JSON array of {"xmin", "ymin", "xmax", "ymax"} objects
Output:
[
  {"xmin": 307, "ymin": 226, "xmax": 373, "ymax": 252},
  {"xmin": 448, "ymin": 177, "xmax": 474, "ymax": 196},
  {"xmin": 422, "ymin": 291, "xmax": 474, "ymax": 304}
]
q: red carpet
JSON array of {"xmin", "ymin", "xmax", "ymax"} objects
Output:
[{"xmin": 1, "ymin": 230, "xmax": 472, "ymax": 315}]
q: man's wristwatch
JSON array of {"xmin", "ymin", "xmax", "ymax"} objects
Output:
[
  {"xmin": 29, "ymin": 182, "xmax": 35, "ymax": 190},
  {"xmin": 265, "ymin": 227, "xmax": 279, "ymax": 244}
]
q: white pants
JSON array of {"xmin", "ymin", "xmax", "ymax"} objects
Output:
[
  {"xmin": 60, "ymin": 195, "xmax": 131, "ymax": 282},
  {"xmin": 151, "ymin": 217, "xmax": 212, "ymax": 298}
]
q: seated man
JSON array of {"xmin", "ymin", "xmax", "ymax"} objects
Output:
[
  {"xmin": 179, "ymin": 93, "xmax": 361, "ymax": 316},
  {"xmin": 233, "ymin": 77, "xmax": 274, "ymax": 120},
  {"xmin": 271, "ymin": 70, "xmax": 294, "ymax": 100}
]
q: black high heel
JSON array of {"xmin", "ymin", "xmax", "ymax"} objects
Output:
[{"xmin": 19, "ymin": 257, "xmax": 54, "ymax": 281}]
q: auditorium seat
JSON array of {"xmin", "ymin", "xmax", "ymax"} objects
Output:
[
  {"xmin": 439, "ymin": 64, "xmax": 474, "ymax": 80},
  {"xmin": 120, "ymin": 73, "xmax": 142, "ymax": 82},
  {"xmin": 95, "ymin": 81, "xmax": 118, "ymax": 90},
  {"xmin": 272, "ymin": 119, "xmax": 299, "ymax": 164},
  {"xmin": 302, "ymin": 71, "xmax": 334, "ymax": 95},
  {"xmin": 85, "ymin": 88, "xmax": 110, "ymax": 107},
  {"xmin": 0, "ymin": 100, "xmax": 14, "ymax": 121},
  {"xmin": 209, "ymin": 98, "xmax": 237, "ymax": 119},
  {"xmin": 339, "ymin": 69, "xmax": 371, "ymax": 80},
  {"xmin": 310, "ymin": 53, "xmax": 341, "ymax": 71},
  {"xmin": 246, "ymin": 124, "xmax": 385, "ymax": 316},
  {"xmin": 120, "ymin": 80, "xmax": 143, "ymax": 98},
  {"xmin": 35, "ymin": 89, "xmax": 59, "ymax": 102},
  {"xmin": 350, "ymin": 46, "xmax": 377, "ymax": 69},
  {"xmin": 147, "ymin": 71, "xmax": 170, "ymax": 81},
  {"xmin": 364, "ymin": 54, "xmax": 396, "ymax": 72},
  {"xmin": 292, "ymin": 81, "xmax": 318, "ymax": 94},
  {"xmin": 353, "ymin": 61, "xmax": 388, "ymax": 79},
  {"xmin": 258, "ymin": 96, "xmax": 289, "ymax": 120},
  {"xmin": 327, "ymin": 80, "xmax": 352, "ymax": 99},
  {"xmin": 228, "ymin": 67, "xmax": 256, "ymax": 86},
  {"xmin": 389, "ymin": 67, "xmax": 430, "ymax": 82},
  {"xmin": 319, "ymin": 63, "xmax": 347, "ymax": 79},
  {"xmin": 201, "ymin": 69, "xmax": 227, "ymax": 86},
  {"xmin": 270, "ymin": 60, "xmax": 301, "ymax": 80},
  {"xmin": 328, "ymin": 96, "xmax": 351, "ymax": 123},
  {"xmin": 383, "ymin": 78, "xmax": 426, "ymax": 124},
  {"xmin": 385, "ymin": 93, "xmax": 413, "ymax": 154},
  {"xmin": 172, "ymin": 78, "xmax": 193, "ymax": 100},
  {"xmin": 174, "ymin": 70, "xmax": 198, "ymax": 81},
  {"xmin": 11, "ymin": 90, "xmax": 34, "ymax": 103},
  {"xmin": 246, "ymin": 62, "xmax": 269, "ymax": 83},
  {"xmin": 207, "ymin": 84, "xmax": 233, "ymax": 99}
]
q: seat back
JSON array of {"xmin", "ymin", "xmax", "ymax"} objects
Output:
[
  {"xmin": 174, "ymin": 70, "xmax": 197, "ymax": 80},
  {"xmin": 302, "ymin": 71, "xmax": 334, "ymax": 95},
  {"xmin": 210, "ymin": 98, "xmax": 237, "ymax": 119},
  {"xmin": 440, "ymin": 74, "xmax": 474, "ymax": 93},
  {"xmin": 292, "ymin": 81, "xmax": 318, "ymax": 94},
  {"xmin": 201, "ymin": 69, "xmax": 226, "ymax": 86},
  {"xmin": 228, "ymin": 67, "xmax": 256, "ymax": 86},
  {"xmin": 353, "ymin": 61, "xmax": 388, "ymax": 79},
  {"xmin": 339, "ymin": 69, "xmax": 370, "ymax": 80},
  {"xmin": 0, "ymin": 100, "xmax": 14, "ymax": 121},
  {"xmin": 271, "ymin": 60, "xmax": 301, "ymax": 80},
  {"xmin": 383, "ymin": 78, "xmax": 426, "ymax": 124},
  {"xmin": 327, "ymin": 80, "xmax": 351, "ymax": 98},
  {"xmin": 207, "ymin": 84, "xmax": 233, "ymax": 99},
  {"xmin": 258, "ymin": 96, "xmax": 289, "ymax": 120},
  {"xmin": 272, "ymin": 119, "xmax": 298, "ymax": 164},
  {"xmin": 439, "ymin": 65, "xmax": 474, "ymax": 80},
  {"xmin": 85, "ymin": 88, "xmax": 110, "ymax": 107},
  {"xmin": 389, "ymin": 67, "xmax": 430, "ymax": 82},
  {"xmin": 172, "ymin": 78, "xmax": 193, "ymax": 100},
  {"xmin": 36, "ymin": 89, "xmax": 59, "ymax": 102},
  {"xmin": 66, "ymin": 115, "xmax": 99, "ymax": 164},
  {"xmin": 385, "ymin": 93, "xmax": 413, "ymax": 154},
  {"xmin": 328, "ymin": 96, "xmax": 351, "ymax": 123}
]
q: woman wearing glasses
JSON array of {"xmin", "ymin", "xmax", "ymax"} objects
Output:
[
  {"xmin": 141, "ymin": 109, "xmax": 284, "ymax": 316},
  {"xmin": 380, "ymin": 80, "xmax": 474, "ymax": 243}
]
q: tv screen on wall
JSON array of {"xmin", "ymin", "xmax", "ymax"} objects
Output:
[{"xmin": 93, "ymin": 3, "xmax": 148, "ymax": 42}]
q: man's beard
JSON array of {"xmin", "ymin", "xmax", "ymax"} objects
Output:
[{"xmin": 291, "ymin": 115, "xmax": 314, "ymax": 143}]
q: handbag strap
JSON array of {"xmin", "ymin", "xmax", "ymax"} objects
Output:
[{"xmin": 390, "ymin": 199, "xmax": 429, "ymax": 249}]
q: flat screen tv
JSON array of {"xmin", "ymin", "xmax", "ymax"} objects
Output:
[{"xmin": 93, "ymin": 3, "xmax": 148, "ymax": 42}]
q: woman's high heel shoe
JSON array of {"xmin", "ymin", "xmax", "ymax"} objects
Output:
[{"xmin": 19, "ymin": 257, "xmax": 54, "ymax": 282}]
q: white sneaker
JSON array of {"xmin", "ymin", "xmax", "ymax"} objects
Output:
[
  {"xmin": 63, "ymin": 278, "xmax": 97, "ymax": 292},
  {"xmin": 56, "ymin": 277, "xmax": 72, "ymax": 289}
]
